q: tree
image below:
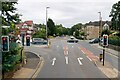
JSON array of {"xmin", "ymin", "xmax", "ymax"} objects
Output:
[
  {"xmin": 55, "ymin": 24, "xmax": 70, "ymax": 36},
  {"xmin": 47, "ymin": 18, "xmax": 56, "ymax": 36},
  {"xmin": 101, "ymin": 29, "xmax": 111, "ymax": 36},
  {"xmin": 1, "ymin": 1, "xmax": 23, "ymax": 74},
  {"xmin": 109, "ymin": 1, "xmax": 120, "ymax": 31},
  {"xmin": 2, "ymin": 1, "xmax": 21, "ymax": 34},
  {"xmin": 32, "ymin": 29, "xmax": 46, "ymax": 39},
  {"xmin": 70, "ymin": 23, "xmax": 82, "ymax": 35}
]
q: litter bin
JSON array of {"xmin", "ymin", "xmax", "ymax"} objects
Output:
[{"xmin": 99, "ymin": 54, "xmax": 103, "ymax": 62}]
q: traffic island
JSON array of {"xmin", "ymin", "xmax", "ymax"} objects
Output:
[
  {"xmin": 12, "ymin": 52, "xmax": 43, "ymax": 79},
  {"xmin": 94, "ymin": 60, "xmax": 119, "ymax": 79}
]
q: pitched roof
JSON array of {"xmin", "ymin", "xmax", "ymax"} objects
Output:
[
  {"xmin": 16, "ymin": 20, "xmax": 33, "ymax": 27},
  {"xmin": 24, "ymin": 20, "xmax": 33, "ymax": 26},
  {"xmin": 85, "ymin": 21, "xmax": 111, "ymax": 27}
]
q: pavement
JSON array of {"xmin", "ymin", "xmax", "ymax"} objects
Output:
[
  {"xmin": 91, "ymin": 43, "xmax": 119, "ymax": 58},
  {"xmin": 94, "ymin": 59, "xmax": 119, "ymax": 79},
  {"xmin": 83, "ymin": 42, "xmax": 120, "ymax": 79},
  {"xmin": 12, "ymin": 51, "xmax": 42, "ymax": 79}
]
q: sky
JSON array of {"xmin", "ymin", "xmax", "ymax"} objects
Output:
[{"xmin": 15, "ymin": 0, "xmax": 119, "ymax": 28}]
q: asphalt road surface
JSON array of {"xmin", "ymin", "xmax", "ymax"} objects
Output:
[
  {"xmin": 79, "ymin": 40, "xmax": 119, "ymax": 71},
  {"xmin": 25, "ymin": 38, "xmax": 109, "ymax": 78}
]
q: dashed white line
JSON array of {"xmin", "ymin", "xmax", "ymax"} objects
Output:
[
  {"xmin": 87, "ymin": 56, "xmax": 92, "ymax": 61},
  {"xmin": 64, "ymin": 50, "xmax": 68, "ymax": 55},
  {"xmin": 81, "ymin": 50, "xmax": 85, "ymax": 54},
  {"xmin": 77, "ymin": 58, "xmax": 83, "ymax": 65},
  {"xmin": 65, "ymin": 56, "xmax": 68, "ymax": 64},
  {"xmin": 66, "ymin": 51, "xmax": 68, "ymax": 55}
]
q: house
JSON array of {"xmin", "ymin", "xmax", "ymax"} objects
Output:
[
  {"xmin": 16, "ymin": 20, "xmax": 34, "ymax": 42},
  {"xmin": 84, "ymin": 21, "xmax": 99, "ymax": 40},
  {"xmin": 16, "ymin": 20, "xmax": 34, "ymax": 36},
  {"xmin": 84, "ymin": 21, "xmax": 111, "ymax": 40},
  {"xmin": 102, "ymin": 21, "xmax": 111, "ymax": 30}
]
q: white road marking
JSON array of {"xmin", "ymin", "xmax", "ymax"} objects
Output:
[
  {"xmin": 79, "ymin": 57, "xmax": 83, "ymax": 60},
  {"xmin": 96, "ymin": 56, "xmax": 99, "ymax": 59},
  {"xmin": 87, "ymin": 56, "xmax": 92, "ymax": 61},
  {"xmin": 63, "ymin": 46, "xmax": 68, "ymax": 50},
  {"xmin": 66, "ymin": 51, "xmax": 68, "ymax": 55},
  {"xmin": 81, "ymin": 50, "xmax": 85, "ymax": 54},
  {"xmin": 66, "ymin": 47, "xmax": 68, "ymax": 50},
  {"xmin": 77, "ymin": 58, "xmax": 83, "ymax": 65},
  {"xmin": 72, "ymin": 46, "xmax": 74, "ymax": 48},
  {"xmin": 57, "ymin": 45, "xmax": 59, "ymax": 48},
  {"xmin": 65, "ymin": 56, "xmax": 68, "ymax": 64},
  {"xmin": 52, "ymin": 58, "xmax": 56, "ymax": 66}
]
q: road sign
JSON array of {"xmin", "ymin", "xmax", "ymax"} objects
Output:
[{"xmin": 1, "ymin": 36, "xmax": 9, "ymax": 52}]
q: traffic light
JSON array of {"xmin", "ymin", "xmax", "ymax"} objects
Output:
[
  {"xmin": 1, "ymin": 36, "xmax": 9, "ymax": 52},
  {"xmin": 103, "ymin": 34, "xmax": 108, "ymax": 46},
  {"xmin": 26, "ymin": 36, "xmax": 30, "ymax": 46}
]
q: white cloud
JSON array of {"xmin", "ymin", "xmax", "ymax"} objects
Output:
[{"xmin": 16, "ymin": 0, "xmax": 119, "ymax": 27}]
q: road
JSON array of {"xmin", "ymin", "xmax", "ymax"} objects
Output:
[
  {"xmin": 79, "ymin": 40, "xmax": 119, "ymax": 71},
  {"xmin": 25, "ymin": 37, "xmax": 109, "ymax": 78}
]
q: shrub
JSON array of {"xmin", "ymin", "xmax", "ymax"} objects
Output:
[
  {"xmin": 109, "ymin": 36, "xmax": 120, "ymax": 46},
  {"xmin": 2, "ymin": 42, "xmax": 23, "ymax": 72}
]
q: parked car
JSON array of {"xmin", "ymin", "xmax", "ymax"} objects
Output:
[
  {"xmin": 67, "ymin": 36, "xmax": 78, "ymax": 43},
  {"xmin": 32, "ymin": 38, "xmax": 47, "ymax": 45},
  {"xmin": 89, "ymin": 38, "xmax": 100, "ymax": 43}
]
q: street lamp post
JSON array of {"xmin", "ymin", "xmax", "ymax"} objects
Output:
[
  {"xmin": 98, "ymin": 12, "xmax": 102, "ymax": 42},
  {"xmin": 46, "ymin": 7, "xmax": 50, "ymax": 46}
]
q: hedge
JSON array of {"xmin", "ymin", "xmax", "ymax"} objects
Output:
[
  {"xmin": 108, "ymin": 36, "xmax": 120, "ymax": 46},
  {"xmin": 2, "ymin": 42, "xmax": 24, "ymax": 72}
]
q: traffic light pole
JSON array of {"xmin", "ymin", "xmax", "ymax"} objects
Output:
[
  {"xmin": 102, "ymin": 34, "xmax": 108, "ymax": 66},
  {"xmin": 103, "ymin": 46, "xmax": 105, "ymax": 66}
]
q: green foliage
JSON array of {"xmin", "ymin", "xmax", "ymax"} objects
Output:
[
  {"xmin": 2, "ymin": 28, "xmax": 9, "ymax": 35},
  {"xmin": 80, "ymin": 31, "xmax": 85, "ymax": 36},
  {"xmin": 116, "ymin": 32, "xmax": 120, "ymax": 37},
  {"xmin": 70, "ymin": 23, "xmax": 82, "ymax": 35},
  {"xmin": 109, "ymin": 36, "xmax": 120, "ymax": 46},
  {"xmin": 2, "ymin": 42, "xmax": 22, "ymax": 72},
  {"xmin": 109, "ymin": 1, "xmax": 120, "ymax": 31},
  {"xmin": 34, "ymin": 23, "xmax": 46, "ymax": 29},
  {"xmin": 32, "ymin": 29, "xmax": 46, "ymax": 39},
  {"xmin": 2, "ymin": 2, "xmax": 21, "ymax": 25},
  {"xmin": 47, "ymin": 18, "xmax": 56, "ymax": 36},
  {"xmin": 2, "ymin": 1, "xmax": 21, "ymax": 35},
  {"xmin": 1, "ymin": 1, "xmax": 23, "ymax": 73},
  {"xmin": 75, "ymin": 30, "xmax": 79, "ymax": 37},
  {"xmin": 101, "ymin": 29, "xmax": 111, "ymax": 36},
  {"xmin": 56, "ymin": 24, "xmax": 70, "ymax": 36}
]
